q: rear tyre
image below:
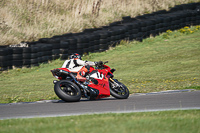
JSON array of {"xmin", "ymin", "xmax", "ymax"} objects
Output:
[
  {"xmin": 54, "ymin": 80, "xmax": 81, "ymax": 102},
  {"xmin": 109, "ymin": 79, "xmax": 129, "ymax": 99}
]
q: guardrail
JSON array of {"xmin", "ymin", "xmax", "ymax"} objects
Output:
[{"xmin": 0, "ymin": 2, "xmax": 200, "ymax": 71}]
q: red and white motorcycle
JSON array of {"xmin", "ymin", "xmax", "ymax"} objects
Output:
[{"xmin": 51, "ymin": 61, "xmax": 129, "ymax": 102}]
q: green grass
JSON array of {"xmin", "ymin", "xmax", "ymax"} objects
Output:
[
  {"xmin": 1, "ymin": 110, "xmax": 200, "ymax": 133},
  {"xmin": 0, "ymin": 26, "xmax": 200, "ymax": 103}
]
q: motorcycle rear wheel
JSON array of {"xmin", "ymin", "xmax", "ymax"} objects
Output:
[
  {"xmin": 109, "ymin": 79, "xmax": 129, "ymax": 99},
  {"xmin": 54, "ymin": 80, "xmax": 81, "ymax": 102}
]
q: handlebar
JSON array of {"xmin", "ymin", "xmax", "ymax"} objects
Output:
[
  {"xmin": 104, "ymin": 61, "xmax": 108, "ymax": 64},
  {"xmin": 95, "ymin": 61, "xmax": 108, "ymax": 69}
]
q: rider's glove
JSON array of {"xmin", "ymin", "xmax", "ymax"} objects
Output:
[
  {"xmin": 95, "ymin": 61, "xmax": 103, "ymax": 66},
  {"xmin": 98, "ymin": 61, "xmax": 103, "ymax": 66}
]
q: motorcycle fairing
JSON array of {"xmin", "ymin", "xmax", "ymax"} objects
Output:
[
  {"xmin": 89, "ymin": 71, "xmax": 104, "ymax": 80},
  {"xmin": 88, "ymin": 74, "xmax": 110, "ymax": 99}
]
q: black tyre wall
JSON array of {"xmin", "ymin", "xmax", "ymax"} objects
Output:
[
  {"xmin": 1, "ymin": 2, "xmax": 200, "ymax": 70},
  {"xmin": 12, "ymin": 48, "xmax": 23, "ymax": 68},
  {"xmin": 0, "ymin": 48, "xmax": 13, "ymax": 70}
]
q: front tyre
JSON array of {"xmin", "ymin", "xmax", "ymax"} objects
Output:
[
  {"xmin": 109, "ymin": 79, "xmax": 129, "ymax": 99},
  {"xmin": 54, "ymin": 80, "xmax": 81, "ymax": 102}
]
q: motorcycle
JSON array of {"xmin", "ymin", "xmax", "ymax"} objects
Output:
[{"xmin": 50, "ymin": 61, "xmax": 129, "ymax": 102}]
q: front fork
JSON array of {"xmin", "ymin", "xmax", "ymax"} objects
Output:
[
  {"xmin": 109, "ymin": 78, "xmax": 125, "ymax": 93},
  {"xmin": 109, "ymin": 78, "xmax": 120, "ymax": 88}
]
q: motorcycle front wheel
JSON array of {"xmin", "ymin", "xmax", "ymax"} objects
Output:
[
  {"xmin": 109, "ymin": 79, "xmax": 129, "ymax": 99},
  {"xmin": 54, "ymin": 80, "xmax": 81, "ymax": 102}
]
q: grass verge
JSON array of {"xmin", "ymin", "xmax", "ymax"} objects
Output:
[
  {"xmin": 0, "ymin": 26, "xmax": 200, "ymax": 103},
  {"xmin": 1, "ymin": 110, "xmax": 200, "ymax": 133}
]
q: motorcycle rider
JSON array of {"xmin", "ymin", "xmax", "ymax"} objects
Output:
[{"xmin": 62, "ymin": 53, "xmax": 100, "ymax": 83}]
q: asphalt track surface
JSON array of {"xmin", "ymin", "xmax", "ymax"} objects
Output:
[{"xmin": 1, "ymin": 90, "xmax": 200, "ymax": 120}]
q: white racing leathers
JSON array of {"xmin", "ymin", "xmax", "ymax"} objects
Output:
[{"xmin": 61, "ymin": 59, "xmax": 95, "ymax": 72}]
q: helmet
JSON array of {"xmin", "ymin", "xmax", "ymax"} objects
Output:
[{"xmin": 69, "ymin": 53, "xmax": 81, "ymax": 60}]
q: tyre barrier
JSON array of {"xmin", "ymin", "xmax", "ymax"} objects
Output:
[
  {"xmin": 0, "ymin": 2, "xmax": 200, "ymax": 71},
  {"xmin": 0, "ymin": 48, "xmax": 13, "ymax": 71}
]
